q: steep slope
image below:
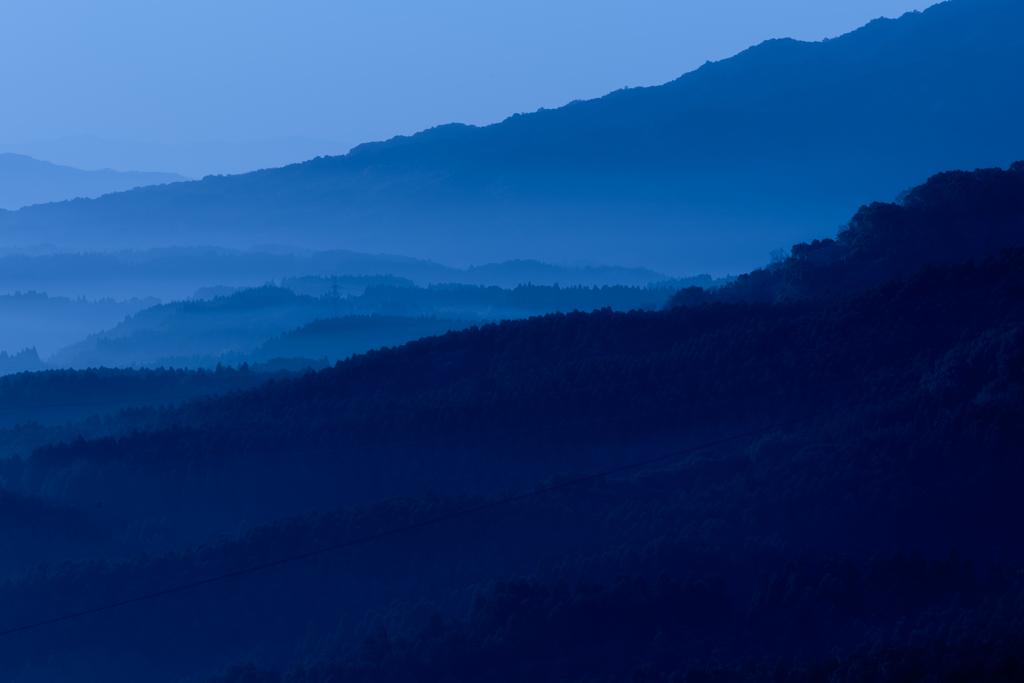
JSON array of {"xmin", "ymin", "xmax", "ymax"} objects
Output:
[
  {"xmin": 2, "ymin": 243, "xmax": 1023, "ymax": 683},
  {"xmin": 0, "ymin": 161, "xmax": 1022, "ymax": 681},
  {"xmin": 0, "ymin": 154, "xmax": 186, "ymax": 210},
  {"xmin": 670, "ymin": 161, "xmax": 1024, "ymax": 305},
  {"xmin": 2, "ymin": 0, "xmax": 1022, "ymax": 274}
]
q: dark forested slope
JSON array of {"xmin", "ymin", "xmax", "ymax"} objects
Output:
[
  {"xmin": 0, "ymin": 245, "xmax": 1021, "ymax": 681},
  {"xmin": 248, "ymin": 315, "xmax": 472, "ymax": 366},
  {"xmin": 2, "ymin": 0, "xmax": 1022, "ymax": 273},
  {"xmin": 671, "ymin": 161, "xmax": 1024, "ymax": 306},
  {"xmin": 0, "ymin": 364, "xmax": 312, "ymax": 462},
  {"xmin": 0, "ymin": 364, "xmax": 306, "ymax": 427},
  {"xmin": 20, "ymin": 246, "xmax": 1024, "ymax": 541},
  {"xmin": 1, "ymin": 160, "xmax": 1023, "ymax": 681}
]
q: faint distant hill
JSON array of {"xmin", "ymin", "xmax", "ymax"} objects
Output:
[
  {"xmin": 1, "ymin": 0, "xmax": 1021, "ymax": 274},
  {"xmin": 2, "ymin": 135, "xmax": 353, "ymax": 179},
  {"xmin": 45, "ymin": 280, "xmax": 680, "ymax": 369},
  {"xmin": 0, "ymin": 249, "xmax": 678, "ymax": 302},
  {"xmin": 0, "ymin": 291, "xmax": 158, "ymax": 358},
  {"xmin": 0, "ymin": 348, "xmax": 47, "ymax": 376},
  {"xmin": 0, "ymin": 153, "xmax": 187, "ymax": 210}
]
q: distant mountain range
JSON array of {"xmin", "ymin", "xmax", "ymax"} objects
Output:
[
  {"xmin": 1, "ymin": 0, "xmax": 1021, "ymax": 274},
  {"xmin": 1, "ymin": 136, "xmax": 353, "ymax": 179},
  {"xmin": 0, "ymin": 248, "xmax": 687, "ymax": 302},
  {"xmin": 3, "ymin": 154, "xmax": 1023, "ymax": 682},
  {"xmin": 0, "ymin": 153, "xmax": 187, "ymax": 210},
  {"xmin": 43, "ymin": 281, "xmax": 680, "ymax": 370}
]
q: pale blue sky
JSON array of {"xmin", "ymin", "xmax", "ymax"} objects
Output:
[{"xmin": 1, "ymin": 0, "xmax": 935, "ymax": 173}]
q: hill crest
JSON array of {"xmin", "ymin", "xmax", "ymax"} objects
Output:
[{"xmin": 1, "ymin": 0, "xmax": 1021, "ymax": 276}]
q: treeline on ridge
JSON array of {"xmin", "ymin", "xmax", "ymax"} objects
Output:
[
  {"xmin": 41, "ymin": 280, "xmax": 677, "ymax": 371},
  {"xmin": 0, "ymin": 163, "xmax": 1021, "ymax": 681},
  {"xmin": 672, "ymin": 162, "xmax": 1024, "ymax": 307},
  {"xmin": 0, "ymin": 245, "xmax": 1019, "ymax": 679}
]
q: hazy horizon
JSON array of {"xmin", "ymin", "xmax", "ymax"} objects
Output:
[{"xmin": 0, "ymin": 2, "xmax": 1022, "ymax": 681}]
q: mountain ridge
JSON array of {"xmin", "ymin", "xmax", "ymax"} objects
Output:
[
  {"xmin": 0, "ymin": 154, "xmax": 1022, "ymax": 681},
  {"xmin": 0, "ymin": 153, "xmax": 187, "ymax": 211},
  {"xmin": 1, "ymin": 0, "xmax": 1022, "ymax": 274}
]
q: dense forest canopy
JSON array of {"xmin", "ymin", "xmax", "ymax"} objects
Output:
[
  {"xmin": 671, "ymin": 161, "xmax": 1024, "ymax": 306},
  {"xmin": 0, "ymin": 364, "xmax": 307, "ymax": 429},
  {"xmin": 0, "ymin": 248, "xmax": 1019, "ymax": 679},
  {"xmin": 0, "ymin": 161, "xmax": 1020, "ymax": 681}
]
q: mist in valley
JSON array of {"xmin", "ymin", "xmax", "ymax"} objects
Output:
[{"xmin": 1, "ymin": 1, "xmax": 1023, "ymax": 681}]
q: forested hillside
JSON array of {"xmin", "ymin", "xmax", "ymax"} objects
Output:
[
  {"xmin": 0, "ymin": 364, "xmax": 319, "ymax": 466},
  {"xmin": 0, "ymin": 250, "xmax": 1021, "ymax": 680},
  {"xmin": 2, "ymin": 0, "xmax": 1021, "ymax": 274},
  {"xmin": 0, "ymin": 364, "xmax": 306, "ymax": 429},
  {"xmin": 350, "ymin": 282, "xmax": 673, "ymax": 320},
  {"xmin": 249, "ymin": 315, "xmax": 471, "ymax": 366},
  {"xmin": 671, "ymin": 162, "xmax": 1024, "ymax": 306},
  {"xmin": 47, "ymin": 286, "xmax": 343, "ymax": 368},
  {"xmin": 44, "ymin": 281, "xmax": 676, "ymax": 370},
  {"xmin": 0, "ymin": 253, "xmax": 682, "ymax": 373},
  {"xmin": 0, "ymin": 162, "xmax": 1020, "ymax": 681}
]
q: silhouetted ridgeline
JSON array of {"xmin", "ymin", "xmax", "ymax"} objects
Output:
[
  {"xmin": 45, "ymin": 286, "xmax": 348, "ymax": 369},
  {"xmin": 1, "ymin": 0, "xmax": 1021, "ymax": 273},
  {"xmin": 0, "ymin": 242, "xmax": 1020, "ymax": 680},
  {"xmin": 277, "ymin": 272, "xmax": 723, "ymax": 303},
  {"xmin": 44, "ymin": 282, "xmax": 677, "ymax": 370},
  {"xmin": 247, "ymin": 315, "xmax": 473, "ymax": 367},
  {"xmin": 671, "ymin": 162, "xmax": 1024, "ymax": 306},
  {"xmin": 275, "ymin": 274, "xmax": 415, "ymax": 298},
  {"xmin": 345, "ymin": 281, "xmax": 674, "ymax": 320},
  {"xmin": 0, "ymin": 153, "xmax": 186, "ymax": 212},
  {"xmin": 1, "ymin": 158, "xmax": 1024, "ymax": 680},
  {"xmin": 0, "ymin": 249, "xmax": 678, "ymax": 303},
  {"xmin": 0, "ymin": 349, "xmax": 47, "ymax": 376}
]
